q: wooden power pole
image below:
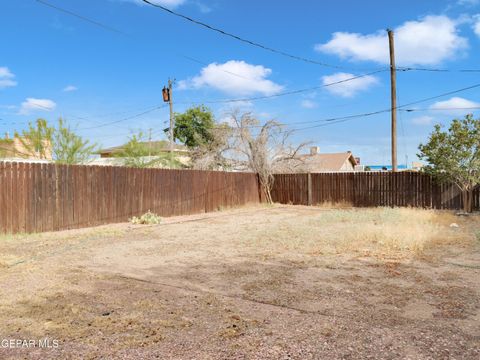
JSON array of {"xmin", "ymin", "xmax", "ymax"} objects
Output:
[
  {"xmin": 167, "ymin": 79, "xmax": 174, "ymax": 160},
  {"xmin": 387, "ymin": 29, "xmax": 398, "ymax": 172}
]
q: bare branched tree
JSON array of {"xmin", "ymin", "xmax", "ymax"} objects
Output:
[{"xmin": 228, "ymin": 112, "xmax": 309, "ymax": 203}]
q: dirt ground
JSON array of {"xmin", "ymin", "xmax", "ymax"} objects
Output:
[{"xmin": 0, "ymin": 205, "xmax": 479, "ymax": 359}]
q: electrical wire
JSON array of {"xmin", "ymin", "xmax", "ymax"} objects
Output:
[
  {"xmin": 77, "ymin": 105, "xmax": 167, "ymax": 131},
  {"xmin": 176, "ymin": 67, "xmax": 480, "ymax": 106},
  {"xmin": 400, "ymin": 107, "xmax": 480, "ymax": 112},
  {"xmin": 176, "ymin": 69, "xmax": 388, "ymax": 105},
  {"xmin": 140, "ymin": 0, "xmax": 382, "ymax": 71},
  {"xmin": 398, "ymin": 66, "xmax": 480, "ymax": 73},
  {"xmin": 36, "ymin": 0, "xmax": 125, "ymax": 35},
  {"xmin": 242, "ymin": 80, "xmax": 480, "ymax": 132},
  {"xmin": 35, "ymin": 0, "xmax": 480, "ymax": 74},
  {"xmin": 394, "ymin": 82, "xmax": 480, "ymax": 109},
  {"xmin": 25, "ymin": 0, "xmax": 480, "ymax": 140},
  {"xmin": 32, "ymin": 1, "xmax": 390, "ymax": 112}
]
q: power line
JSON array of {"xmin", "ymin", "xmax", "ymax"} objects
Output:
[
  {"xmin": 36, "ymin": 0, "xmax": 125, "ymax": 35},
  {"xmin": 177, "ymin": 70, "xmax": 388, "ymax": 105},
  {"xmin": 35, "ymin": 0, "xmax": 480, "ymax": 75},
  {"xmin": 39, "ymin": 0, "xmax": 472, "ymax": 114},
  {"xmin": 401, "ymin": 107, "xmax": 480, "ymax": 112},
  {"xmin": 182, "ymin": 64, "xmax": 480, "ymax": 107},
  {"xmin": 62, "ymin": 104, "xmax": 166, "ymax": 131},
  {"xmin": 34, "ymin": 0, "xmax": 480, "ymax": 77},
  {"xmin": 396, "ymin": 83, "xmax": 480, "ymax": 109},
  {"xmin": 33, "ymin": 0, "xmax": 387, "ymax": 107},
  {"xmin": 261, "ymin": 81, "xmax": 480, "ymax": 131},
  {"xmin": 200, "ymin": 80, "xmax": 480, "ymax": 114},
  {"xmin": 187, "ymin": 80, "xmax": 480, "ymax": 133},
  {"xmin": 77, "ymin": 105, "xmax": 167, "ymax": 130},
  {"xmin": 398, "ymin": 66, "xmax": 480, "ymax": 73},
  {"xmin": 33, "ymin": 0, "xmax": 381, "ymax": 77},
  {"xmin": 140, "ymin": 0, "xmax": 381, "ymax": 71},
  {"xmin": 68, "ymin": 104, "xmax": 161, "ymax": 120}
]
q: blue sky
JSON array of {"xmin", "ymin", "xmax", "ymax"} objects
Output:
[{"xmin": 1, "ymin": 0, "xmax": 480, "ymax": 165}]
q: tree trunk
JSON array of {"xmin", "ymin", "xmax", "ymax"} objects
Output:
[
  {"xmin": 462, "ymin": 188, "xmax": 473, "ymax": 213},
  {"xmin": 259, "ymin": 176, "xmax": 273, "ymax": 204},
  {"xmin": 468, "ymin": 188, "xmax": 473, "ymax": 213},
  {"xmin": 261, "ymin": 182, "xmax": 273, "ymax": 204}
]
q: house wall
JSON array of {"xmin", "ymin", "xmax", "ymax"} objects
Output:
[
  {"xmin": 13, "ymin": 137, "xmax": 52, "ymax": 160},
  {"xmin": 340, "ymin": 159, "xmax": 355, "ymax": 172}
]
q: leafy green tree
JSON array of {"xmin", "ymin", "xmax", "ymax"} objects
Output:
[
  {"xmin": 418, "ymin": 114, "xmax": 480, "ymax": 212},
  {"xmin": 167, "ymin": 105, "xmax": 215, "ymax": 148},
  {"xmin": 0, "ymin": 137, "xmax": 14, "ymax": 158},
  {"xmin": 15, "ymin": 118, "xmax": 54, "ymax": 159},
  {"xmin": 53, "ymin": 118, "xmax": 97, "ymax": 165},
  {"xmin": 16, "ymin": 118, "xmax": 96, "ymax": 164},
  {"xmin": 117, "ymin": 132, "xmax": 153, "ymax": 168}
]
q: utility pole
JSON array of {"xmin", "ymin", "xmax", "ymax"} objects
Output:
[
  {"xmin": 168, "ymin": 79, "xmax": 174, "ymax": 160},
  {"xmin": 387, "ymin": 29, "xmax": 398, "ymax": 172},
  {"xmin": 162, "ymin": 79, "xmax": 175, "ymax": 162}
]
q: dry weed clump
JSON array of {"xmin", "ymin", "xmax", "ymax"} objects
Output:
[{"xmin": 130, "ymin": 211, "xmax": 162, "ymax": 225}]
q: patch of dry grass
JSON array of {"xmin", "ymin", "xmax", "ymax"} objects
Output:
[
  {"xmin": 0, "ymin": 227, "xmax": 127, "ymax": 268},
  {"xmin": 241, "ymin": 207, "xmax": 476, "ymax": 260}
]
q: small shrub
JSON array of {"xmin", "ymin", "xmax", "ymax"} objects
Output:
[{"xmin": 130, "ymin": 211, "xmax": 161, "ymax": 225}]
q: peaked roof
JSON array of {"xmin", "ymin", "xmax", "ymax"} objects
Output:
[{"xmin": 299, "ymin": 152, "xmax": 357, "ymax": 172}]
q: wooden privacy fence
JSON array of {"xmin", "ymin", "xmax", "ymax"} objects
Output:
[
  {"xmin": 271, "ymin": 172, "xmax": 480, "ymax": 210},
  {"xmin": 2, "ymin": 163, "xmax": 479, "ymax": 234},
  {"xmin": 0, "ymin": 162, "xmax": 260, "ymax": 234}
]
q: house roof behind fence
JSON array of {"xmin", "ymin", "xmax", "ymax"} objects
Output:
[{"xmin": 298, "ymin": 152, "xmax": 357, "ymax": 172}]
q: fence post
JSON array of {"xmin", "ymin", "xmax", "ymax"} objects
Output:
[{"xmin": 307, "ymin": 173, "xmax": 312, "ymax": 206}]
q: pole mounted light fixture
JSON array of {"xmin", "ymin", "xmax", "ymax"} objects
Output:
[{"xmin": 162, "ymin": 86, "xmax": 170, "ymax": 102}]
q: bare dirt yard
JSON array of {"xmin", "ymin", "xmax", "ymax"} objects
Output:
[{"xmin": 0, "ymin": 205, "xmax": 479, "ymax": 359}]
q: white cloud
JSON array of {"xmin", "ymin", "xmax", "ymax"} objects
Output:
[
  {"xmin": 321, "ymin": 72, "xmax": 378, "ymax": 98},
  {"xmin": 0, "ymin": 67, "xmax": 14, "ymax": 78},
  {"xmin": 300, "ymin": 99, "xmax": 318, "ymax": 109},
  {"xmin": 430, "ymin": 97, "xmax": 480, "ymax": 115},
  {"xmin": 430, "ymin": 96, "xmax": 479, "ymax": 109},
  {"xmin": 179, "ymin": 60, "xmax": 284, "ymax": 96},
  {"xmin": 0, "ymin": 67, "xmax": 17, "ymax": 89},
  {"xmin": 19, "ymin": 98, "xmax": 57, "ymax": 115},
  {"xmin": 117, "ymin": 0, "xmax": 186, "ymax": 8},
  {"xmin": 63, "ymin": 85, "xmax": 78, "ymax": 92},
  {"xmin": 411, "ymin": 115, "xmax": 435, "ymax": 126},
  {"xmin": 473, "ymin": 15, "xmax": 480, "ymax": 37},
  {"xmin": 315, "ymin": 15, "xmax": 468, "ymax": 66}
]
